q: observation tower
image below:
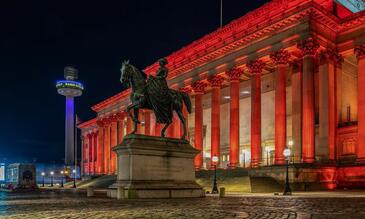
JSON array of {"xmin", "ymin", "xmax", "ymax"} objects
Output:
[{"xmin": 56, "ymin": 66, "xmax": 84, "ymax": 166}]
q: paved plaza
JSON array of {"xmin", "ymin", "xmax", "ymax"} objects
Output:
[{"xmin": 1, "ymin": 191, "xmax": 365, "ymax": 219}]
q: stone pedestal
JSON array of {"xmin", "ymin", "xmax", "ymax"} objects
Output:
[{"xmin": 109, "ymin": 134, "xmax": 204, "ymax": 198}]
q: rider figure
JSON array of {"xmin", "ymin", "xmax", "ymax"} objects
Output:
[{"xmin": 155, "ymin": 58, "xmax": 169, "ymax": 89}]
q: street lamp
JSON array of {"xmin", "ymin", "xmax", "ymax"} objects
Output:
[
  {"xmin": 283, "ymin": 147, "xmax": 292, "ymax": 196},
  {"xmin": 50, "ymin": 171, "xmax": 54, "ymax": 187},
  {"xmin": 72, "ymin": 169, "xmax": 76, "ymax": 188},
  {"xmin": 60, "ymin": 171, "xmax": 64, "ymax": 187},
  {"xmin": 41, "ymin": 172, "xmax": 45, "ymax": 187},
  {"xmin": 211, "ymin": 155, "xmax": 219, "ymax": 194}
]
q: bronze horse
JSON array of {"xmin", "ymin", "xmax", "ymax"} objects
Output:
[{"xmin": 120, "ymin": 60, "xmax": 191, "ymax": 139}]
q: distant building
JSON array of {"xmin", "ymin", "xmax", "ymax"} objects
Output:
[
  {"xmin": 78, "ymin": 0, "xmax": 365, "ymax": 189},
  {"xmin": 7, "ymin": 163, "xmax": 36, "ymax": 190}
]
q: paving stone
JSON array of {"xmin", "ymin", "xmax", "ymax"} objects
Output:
[{"xmin": 1, "ymin": 191, "xmax": 365, "ymax": 218}]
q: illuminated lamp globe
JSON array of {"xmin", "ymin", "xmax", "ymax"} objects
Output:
[
  {"xmin": 41, "ymin": 172, "xmax": 45, "ymax": 176},
  {"xmin": 283, "ymin": 148, "xmax": 291, "ymax": 158},
  {"xmin": 50, "ymin": 171, "xmax": 54, "ymax": 176},
  {"xmin": 212, "ymin": 155, "xmax": 219, "ymax": 163}
]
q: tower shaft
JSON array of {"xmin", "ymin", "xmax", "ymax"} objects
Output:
[{"xmin": 65, "ymin": 96, "xmax": 75, "ymax": 165}]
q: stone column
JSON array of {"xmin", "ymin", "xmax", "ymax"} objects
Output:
[
  {"xmin": 126, "ymin": 116, "xmax": 133, "ymax": 135},
  {"xmin": 247, "ymin": 59, "xmax": 265, "ymax": 168},
  {"xmin": 81, "ymin": 135, "xmax": 85, "ymax": 176},
  {"xmin": 110, "ymin": 115, "xmax": 118, "ymax": 174},
  {"xmin": 103, "ymin": 118, "xmax": 111, "ymax": 174},
  {"xmin": 291, "ymin": 60, "xmax": 303, "ymax": 163},
  {"xmin": 192, "ymin": 81, "xmax": 207, "ymax": 169},
  {"xmin": 144, "ymin": 111, "xmax": 151, "ymax": 135},
  {"xmin": 92, "ymin": 132, "xmax": 98, "ymax": 175},
  {"xmin": 225, "ymin": 67, "xmax": 243, "ymax": 168},
  {"xmin": 117, "ymin": 112, "xmax": 124, "ymax": 144},
  {"xmin": 270, "ymin": 49, "xmax": 290, "ymax": 165},
  {"xmin": 297, "ymin": 37, "xmax": 319, "ymax": 163},
  {"xmin": 96, "ymin": 120, "xmax": 105, "ymax": 174},
  {"xmin": 208, "ymin": 75, "xmax": 224, "ymax": 168},
  {"xmin": 355, "ymin": 45, "xmax": 365, "ymax": 162},
  {"xmin": 87, "ymin": 133, "xmax": 93, "ymax": 175},
  {"xmin": 179, "ymin": 87, "xmax": 192, "ymax": 140},
  {"xmin": 318, "ymin": 49, "xmax": 343, "ymax": 161}
]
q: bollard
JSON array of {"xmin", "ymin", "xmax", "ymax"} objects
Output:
[
  {"xmin": 219, "ymin": 187, "xmax": 225, "ymax": 198},
  {"xmin": 87, "ymin": 186, "xmax": 95, "ymax": 197},
  {"xmin": 117, "ymin": 186, "xmax": 125, "ymax": 200}
]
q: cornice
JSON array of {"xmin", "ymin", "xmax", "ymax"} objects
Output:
[
  {"xmin": 143, "ymin": 1, "xmax": 342, "ymax": 81},
  {"xmin": 78, "ymin": 118, "xmax": 97, "ymax": 129},
  {"xmin": 91, "ymin": 89, "xmax": 131, "ymax": 113}
]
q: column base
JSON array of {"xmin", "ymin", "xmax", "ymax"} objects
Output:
[
  {"xmin": 228, "ymin": 163, "xmax": 239, "ymax": 169},
  {"xmin": 274, "ymin": 159, "xmax": 286, "ymax": 165},
  {"xmin": 356, "ymin": 157, "xmax": 365, "ymax": 164},
  {"xmin": 302, "ymin": 157, "xmax": 315, "ymax": 164}
]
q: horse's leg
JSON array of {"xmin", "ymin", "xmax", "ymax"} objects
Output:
[
  {"xmin": 176, "ymin": 109, "xmax": 187, "ymax": 140},
  {"xmin": 161, "ymin": 122, "xmax": 171, "ymax": 138},
  {"xmin": 126, "ymin": 103, "xmax": 140, "ymax": 135},
  {"xmin": 133, "ymin": 108, "xmax": 139, "ymax": 134},
  {"xmin": 126, "ymin": 103, "xmax": 138, "ymax": 122}
]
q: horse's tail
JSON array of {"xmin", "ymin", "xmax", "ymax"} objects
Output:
[{"xmin": 181, "ymin": 92, "xmax": 192, "ymax": 114}]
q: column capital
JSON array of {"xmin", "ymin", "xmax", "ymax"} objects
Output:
[
  {"xmin": 270, "ymin": 49, "xmax": 291, "ymax": 66},
  {"xmin": 86, "ymin": 133, "xmax": 92, "ymax": 138},
  {"xmin": 179, "ymin": 86, "xmax": 192, "ymax": 94},
  {"xmin": 355, "ymin": 44, "xmax": 365, "ymax": 60},
  {"xmin": 247, "ymin": 59, "xmax": 265, "ymax": 75},
  {"xmin": 192, "ymin": 80, "xmax": 207, "ymax": 94},
  {"xmin": 225, "ymin": 67, "xmax": 244, "ymax": 81},
  {"xmin": 96, "ymin": 119, "xmax": 104, "ymax": 127},
  {"xmin": 297, "ymin": 37, "xmax": 320, "ymax": 57},
  {"xmin": 109, "ymin": 114, "xmax": 118, "ymax": 123},
  {"xmin": 116, "ymin": 112, "xmax": 125, "ymax": 121},
  {"xmin": 318, "ymin": 48, "xmax": 344, "ymax": 66},
  {"xmin": 102, "ymin": 117, "xmax": 111, "ymax": 126},
  {"xmin": 208, "ymin": 75, "xmax": 225, "ymax": 88}
]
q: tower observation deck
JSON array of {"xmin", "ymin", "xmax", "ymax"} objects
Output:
[{"xmin": 56, "ymin": 66, "xmax": 84, "ymax": 166}]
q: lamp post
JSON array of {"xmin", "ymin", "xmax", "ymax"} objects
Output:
[
  {"xmin": 60, "ymin": 171, "xmax": 64, "ymax": 187},
  {"xmin": 72, "ymin": 169, "xmax": 76, "ymax": 188},
  {"xmin": 211, "ymin": 155, "xmax": 219, "ymax": 194},
  {"xmin": 41, "ymin": 172, "xmax": 45, "ymax": 187},
  {"xmin": 50, "ymin": 171, "xmax": 54, "ymax": 187},
  {"xmin": 283, "ymin": 147, "xmax": 292, "ymax": 196}
]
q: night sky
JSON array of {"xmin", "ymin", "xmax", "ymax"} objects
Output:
[{"xmin": 0, "ymin": 0, "xmax": 268, "ymax": 164}]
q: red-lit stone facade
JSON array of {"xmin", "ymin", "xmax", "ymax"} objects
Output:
[{"xmin": 78, "ymin": 0, "xmax": 365, "ymax": 189}]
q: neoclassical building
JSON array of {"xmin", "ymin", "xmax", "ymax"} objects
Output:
[{"xmin": 79, "ymin": 0, "xmax": 365, "ymax": 187}]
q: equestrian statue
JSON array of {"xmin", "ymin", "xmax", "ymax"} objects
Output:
[{"xmin": 120, "ymin": 58, "xmax": 192, "ymax": 139}]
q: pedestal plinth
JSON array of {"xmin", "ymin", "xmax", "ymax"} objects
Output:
[{"xmin": 109, "ymin": 134, "xmax": 204, "ymax": 198}]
